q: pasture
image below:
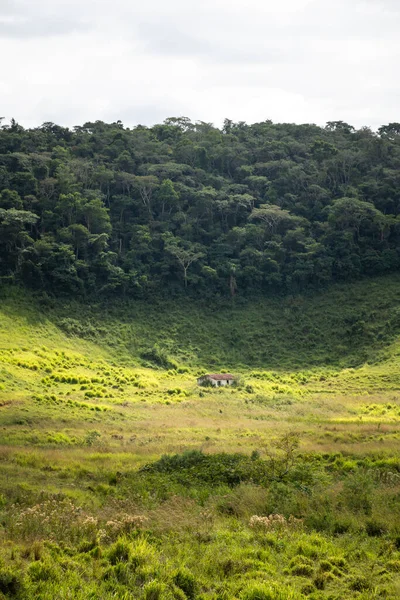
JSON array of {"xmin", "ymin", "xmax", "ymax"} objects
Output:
[{"xmin": 1, "ymin": 277, "xmax": 400, "ymax": 598}]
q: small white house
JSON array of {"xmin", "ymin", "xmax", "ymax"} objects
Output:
[{"xmin": 197, "ymin": 373, "xmax": 235, "ymax": 387}]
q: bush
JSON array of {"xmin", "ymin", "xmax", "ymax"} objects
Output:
[
  {"xmin": 241, "ymin": 584, "xmax": 300, "ymax": 600},
  {"xmin": 319, "ymin": 560, "xmax": 333, "ymax": 572},
  {"xmin": 332, "ymin": 519, "xmax": 351, "ymax": 535},
  {"xmin": 85, "ymin": 430, "xmax": 101, "ymax": 446},
  {"xmin": 241, "ymin": 586, "xmax": 275, "ymax": 600},
  {"xmin": 172, "ymin": 569, "xmax": 198, "ymax": 599},
  {"xmin": 342, "ymin": 472, "xmax": 373, "ymax": 514},
  {"xmin": 107, "ymin": 539, "xmax": 131, "ymax": 565},
  {"xmin": 295, "ymin": 542, "xmax": 319, "ymax": 560},
  {"xmin": 365, "ymin": 519, "xmax": 387, "ymax": 537},
  {"xmin": 348, "ymin": 576, "xmax": 372, "ymax": 591},
  {"xmin": 387, "ymin": 560, "xmax": 400, "ymax": 572},
  {"xmin": 328, "ymin": 556, "xmax": 347, "ymax": 569},
  {"xmin": 143, "ymin": 581, "xmax": 165, "ymax": 600},
  {"xmin": 290, "ymin": 556, "xmax": 314, "ymax": 577},
  {"xmin": 393, "ymin": 536, "xmax": 400, "ymax": 550},
  {"xmin": 141, "ymin": 345, "xmax": 177, "ymax": 369},
  {"xmin": 141, "ymin": 450, "xmax": 270, "ymax": 488},
  {"xmin": 313, "ymin": 573, "xmax": 329, "ymax": 590},
  {"xmin": 0, "ymin": 568, "xmax": 24, "ymax": 597},
  {"xmin": 28, "ymin": 560, "xmax": 58, "ymax": 582}
]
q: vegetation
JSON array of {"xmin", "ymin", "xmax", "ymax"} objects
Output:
[
  {"xmin": 2, "ymin": 113, "xmax": 400, "ymax": 597},
  {"xmin": 1, "ymin": 277, "xmax": 400, "ymax": 597},
  {"xmin": 1, "ymin": 117, "xmax": 400, "ymax": 298}
]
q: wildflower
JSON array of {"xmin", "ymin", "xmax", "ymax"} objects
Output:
[{"xmin": 249, "ymin": 513, "xmax": 302, "ymax": 531}]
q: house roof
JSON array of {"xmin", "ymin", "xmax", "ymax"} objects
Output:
[{"xmin": 202, "ymin": 373, "xmax": 235, "ymax": 381}]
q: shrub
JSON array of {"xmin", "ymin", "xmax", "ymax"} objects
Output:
[
  {"xmin": 107, "ymin": 539, "xmax": 131, "ymax": 565},
  {"xmin": 318, "ymin": 560, "xmax": 332, "ymax": 572},
  {"xmin": 28, "ymin": 560, "xmax": 58, "ymax": 582},
  {"xmin": 141, "ymin": 345, "xmax": 176, "ymax": 370},
  {"xmin": 300, "ymin": 583, "xmax": 315, "ymax": 595},
  {"xmin": 113, "ymin": 562, "xmax": 130, "ymax": 584},
  {"xmin": 172, "ymin": 569, "xmax": 198, "ymax": 599},
  {"xmin": 393, "ymin": 536, "xmax": 400, "ymax": 550},
  {"xmin": 328, "ymin": 556, "xmax": 347, "ymax": 569},
  {"xmin": 31, "ymin": 541, "xmax": 43, "ymax": 561},
  {"xmin": 0, "ymin": 567, "xmax": 23, "ymax": 597},
  {"xmin": 365, "ymin": 519, "xmax": 387, "ymax": 537},
  {"xmin": 141, "ymin": 450, "xmax": 270, "ymax": 488},
  {"xmin": 169, "ymin": 587, "xmax": 187, "ymax": 600},
  {"xmin": 290, "ymin": 556, "xmax": 314, "ymax": 577},
  {"xmin": 143, "ymin": 580, "xmax": 165, "ymax": 600},
  {"xmin": 85, "ymin": 430, "xmax": 101, "ymax": 446},
  {"xmin": 241, "ymin": 585, "xmax": 275, "ymax": 600},
  {"xmin": 387, "ymin": 560, "xmax": 400, "ymax": 572},
  {"xmin": 342, "ymin": 472, "xmax": 373, "ymax": 514},
  {"xmin": 296, "ymin": 542, "xmax": 319, "ymax": 559},
  {"xmin": 348, "ymin": 576, "xmax": 372, "ymax": 591},
  {"xmin": 241, "ymin": 584, "xmax": 300, "ymax": 599},
  {"xmin": 332, "ymin": 519, "xmax": 351, "ymax": 535}
]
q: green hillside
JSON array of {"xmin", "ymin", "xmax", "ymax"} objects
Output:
[
  {"xmin": 3, "ymin": 272, "xmax": 400, "ymax": 371},
  {"xmin": 1, "ymin": 277, "xmax": 400, "ymax": 598}
]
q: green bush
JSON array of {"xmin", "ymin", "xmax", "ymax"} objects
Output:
[
  {"xmin": 290, "ymin": 556, "xmax": 314, "ymax": 577},
  {"xmin": 387, "ymin": 560, "xmax": 400, "ymax": 572},
  {"xmin": 141, "ymin": 450, "xmax": 271, "ymax": 487},
  {"xmin": 0, "ymin": 567, "xmax": 24, "ymax": 597},
  {"xmin": 365, "ymin": 519, "xmax": 387, "ymax": 537},
  {"xmin": 241, "ymin": 584, "xmax": 300, "ymax": 600},
  {"xmin": 342, "ymin": 472, "xmax": 373, "ymax": 514},
  {"xmin": 141, "ymin": 345, "xmax": 177, "ymax": 370},
  {"xmin": 107, "ymin": 539, "xmax": 131, "ymax": 565},
  {"xmin": 348, "ymin": 575, "xmax": 372, "ymax": 592},
  {"xmin": 28, "ymin": 560, "xmax": 58, "ymax": 582},
  {"xmin": 172, "ymin": 569, "xmax": 198, "ymax": 599},
  {"xmin": 144, "ymin": 580, "xmax": 165, "ymax": 600},
  {"xmin": 318, "ymin": 560, "xmax": 333, "ymax": 572},
  {"xmin": 332, "ymin": 519, "xmax": 352, "ymax": 535}
]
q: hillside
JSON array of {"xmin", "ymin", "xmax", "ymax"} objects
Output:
[
  {"xmin": 1, "ymin": 277, "xmax": 400, "ymax": 597},
  {"xmin": 1, "ymin": 274, "xmax": 400, "ymax": 459}
]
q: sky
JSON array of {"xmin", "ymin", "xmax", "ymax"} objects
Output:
[{"xmin": 0, "ymin": 0, "xmax": 399, "ymax": 130}]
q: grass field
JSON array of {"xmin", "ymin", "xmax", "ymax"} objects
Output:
[{"xmin": 1, "ymin": 277, "xmax": 400, "ymax": 598}]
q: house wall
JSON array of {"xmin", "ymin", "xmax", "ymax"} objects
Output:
[{"xmin": 198, "ymin": 377, "xmax": 234, "ymax": 387}]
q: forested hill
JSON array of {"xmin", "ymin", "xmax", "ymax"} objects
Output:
[{"xmin": 1, "ymin": 117, "xmax": 400, "ymax": 298}]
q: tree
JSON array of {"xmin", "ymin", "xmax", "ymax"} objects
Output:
[
  {"xmin": 80, "ymin": 194, "xmax": 111, "ymax": 234},
  {"xmin": 378, "ymin": 123, "xmax": 400, "ymax": 140},
  {"xmin": 325, "ymin": 121, "xmax": 355, "ymax": 134},
  {"xmin": 311, "ymin": 139, "xmax": 338, "ymax": 164},
  {"xmin": 327, "ymin": 197, "xmax": 389, "ymax": 241},
  {"xmin": 0, "ymin": 189, "xmax": 23, "ymax": 209},
  {"xmin": 156, "ymin": 179, "xmax": 179, "ymax": 219},
  {"xmin": 249, "ymin": 204, "xmax": 298, "ymax": 236},
  {"xmin": 0, "ymin": 208, "xmax": 39, "ymax": 274},
  {"xmin": 163, "ymin": 234, "xmax": 204, "ymax": 287},
  {"xmin": 134, "ymin": 175, "xmax": 159, "ymax": 219}
]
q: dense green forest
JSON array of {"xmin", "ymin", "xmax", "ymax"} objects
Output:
[{"xmin": 1, "ymin": 117, "xmax": 400, "ymax": 297}]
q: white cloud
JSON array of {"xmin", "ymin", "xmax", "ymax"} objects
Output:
[{"xmin": 0, "ymin": 0, "xmax": 398, "ymax": 130}]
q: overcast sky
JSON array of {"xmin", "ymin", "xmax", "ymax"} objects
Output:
[{"xmin": 1, "ymin": 0, "xmax": 399, "ymax": 130}]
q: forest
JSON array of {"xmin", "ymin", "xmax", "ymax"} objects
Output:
[{"xmin": 1, "ymin": 117, "xmax": 400, "ymax": 297}]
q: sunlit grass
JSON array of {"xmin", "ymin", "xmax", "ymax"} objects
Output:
[{"xmin": 2, "ymin": 278, "xmax": 400, "ymax": 597}]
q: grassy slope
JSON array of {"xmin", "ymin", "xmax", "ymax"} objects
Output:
[{"xmin": 1, "ymin": 276, "xmax": 400, "ymax": 598}]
